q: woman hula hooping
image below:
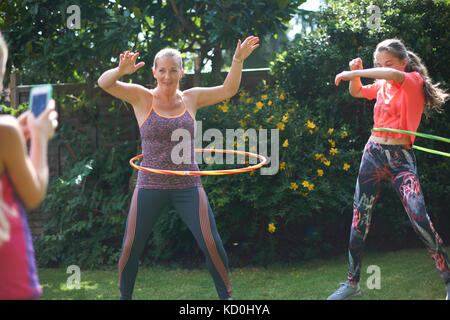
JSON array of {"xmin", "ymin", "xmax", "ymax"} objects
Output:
[
  {"xmin": 328, "ymin": 39, "xmax": 450, "ymax": 300},
  {"xmin": 98, "ymin": 36, "xmax": 259, "ymax": 300}
]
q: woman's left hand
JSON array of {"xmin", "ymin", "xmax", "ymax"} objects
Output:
[{"xmin": 234, "ymin": 36, "xmax": 260, "ymax": 61}]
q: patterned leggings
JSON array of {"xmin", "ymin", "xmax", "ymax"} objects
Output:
[{"xmin": 348, "ymin": 141, "xmax": 450, "ymax": 285}]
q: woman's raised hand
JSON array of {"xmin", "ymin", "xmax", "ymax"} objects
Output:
[
  {"xmin": 234, "ymin": 36, "xmax": 260, "ymax": 61},
  {"xmin": 118, "ymin": 51, "xmax": 146, "ymax": 75}
]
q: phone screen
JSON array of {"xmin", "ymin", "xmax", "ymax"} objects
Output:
[{"xmin": 31, "ymin": 92, "xmax": 48, "ymax": 117}]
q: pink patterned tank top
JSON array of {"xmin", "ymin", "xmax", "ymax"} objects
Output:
[{"xmin": 136, "ymin": 93, "xmax": 202, "ymax": 189}]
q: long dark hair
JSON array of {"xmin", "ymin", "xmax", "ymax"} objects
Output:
[{"xmin": 373, "ymin": 39, "xmax": 448, "ymax": 116}]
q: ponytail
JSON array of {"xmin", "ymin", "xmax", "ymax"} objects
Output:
[{"xmin": 405, "ymin": 50, "xmax": 448, "ymax": 115}]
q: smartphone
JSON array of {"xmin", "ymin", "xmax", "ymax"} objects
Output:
[{"xmin": 29, "ymin": 84, "xmax": 53, "ymax": 117}]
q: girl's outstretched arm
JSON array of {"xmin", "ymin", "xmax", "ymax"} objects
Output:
[{"xmin": 335, "ymin": 67, "xmax": 404, "ymax": 88}]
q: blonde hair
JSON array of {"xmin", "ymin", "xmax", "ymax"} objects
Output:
[
  {"xmin": 0, "ymin": 34, "xmax": 8, "ymax": 84},
  {"xmin": 152, "ymin": 48, "xmax": 183, "ymax": 71},
  {"xmin": 374, "ymin": 39, "xmax": 448, "ymax": 116}
]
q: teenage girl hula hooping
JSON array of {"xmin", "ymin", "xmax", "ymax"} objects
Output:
[
  {"xmin": 328, "ymin": 38, "xmax": 450, "ymax": 300},
  {"xmin": 98, "ymin": 36, "xmax": 259, "ymax": 300}
]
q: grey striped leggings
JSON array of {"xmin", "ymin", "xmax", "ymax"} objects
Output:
[{"xmin": 118, "ymin": 187, "xmax": 231, "ymax": 300}]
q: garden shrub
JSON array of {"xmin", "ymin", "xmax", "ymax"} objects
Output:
[{"xmin": 28, "ymin": 0, "xmax": 449, "ymax": 268}]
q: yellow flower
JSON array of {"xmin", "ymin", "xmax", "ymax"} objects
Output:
[
  {"xmin": 309, "ymin": 130, "xmax": 314, "ymax": 135},
  {"xmin": 256, "ymin": 101, "xmax": 264, "ymax": 109},
  {"xmin": 261, "ymin": 94, "xmax": 268, "ymax": 100},
  {"xmin": 341, "ymin": 131, "xmax": 348, "ymax": 138},
  {"xmin": 268, "ymin": 100, "xmax": 272, "ymax": 106},
  {"xmin": 329, "ymin": 147, "xmax": 338, "ymax": 156},
  {"xmin": 307, "ymin": 183, "xmax": 314, "ymax": 191},
  {"xmin": 317, "ymin": 169, "xmax": 324, "ymax": 177},
  {"xmin": 302, "ymin": 180, "xmax": 310, "ymax": 188},
  {"xmin": 238, "ymin": 119, "xmax": 247, "ymax": 126},
  {"xmin": 314, "ymin": 153, "xmax": 323, "ymax": 160},
  {"xmin": 219, "ymin": 104, "xmax": 229, "ymax": 113},
  {"xmin": 245, "ymin": 113, "xmax": 251, "ymax": 118},
  {"xmin": 266, "ymin": 115, "xmax": 274, "ymax": 122},
  {"xmin": 323, "ymin": 160, "xmax": 331, "ymax": 166},
  {"xmin": 306, "ymin": 120, "xmax": 316, "ymax": 129},
  {"xmin": 282, "ymin": 114, "xmax": 289, "ymax": 123},
  {"xmin": 290, "ymin": 182, "xmax": 299, "ymax": 190},
  {"xmin": 343, "ymin": 163, "xmax": 350, "ymax": 171},
  {"xmin": 245, "ymin": 97, "xmax": 252, "ymax": 103},
  {"xmin": 268, "ymin": 223, "xmax": 276, "ymax": 233},
  {"xmin": 328, "ymin": 139, "xmax": 336, "ymax": 147},
  {"xmin": 280, "ymin": 161, "xmax": 286, "ymax": 171},
  {"xmin": 277, "ymin": 123, "xmax": 285, "ymax": 130},
  {"xmin": 282, "ymin": 139, "xmax": 289, "ymax": 147},
  {"xmin": 280, "ymin": 93, "xmax": 285, "ymax": 100},
  {"xmin": 328, "ymin": 128, "xmax": 334, "ymax": 135}
]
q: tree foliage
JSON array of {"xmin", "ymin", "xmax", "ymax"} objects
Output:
[{"xmin": 0, "ymin": 0, "xmax": 304, "ymax": 87}]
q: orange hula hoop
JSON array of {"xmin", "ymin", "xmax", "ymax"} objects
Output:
[{"xmin": 129, "ymin": 149, "xmax": 268, "ymax": 176}]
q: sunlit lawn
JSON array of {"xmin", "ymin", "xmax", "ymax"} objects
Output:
[{"xmin": 38, "ymin": 246, "xmax": 449, "ymax": 300}]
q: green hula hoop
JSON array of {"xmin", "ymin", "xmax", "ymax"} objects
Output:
[{"xmin": 371, "ymin": 128, "xmax": 450, "ymax": 157}]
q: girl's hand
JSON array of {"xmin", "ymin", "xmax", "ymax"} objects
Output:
[
  {"xmin": 17, "ymin": 111, "xmax": 31, "ymax": 140},
  {"xmin": 234, "ymin": 36, "xmax": 260, "ymax": 61},
  {"xmin": 349, "ymin": 57, "xmax": 363, "ymax": 70},
  {"xmin": 118, "ymin": 51, "xmax": 146, "ymax": 76},
  {"xmin": 335, "ymin": 71, "xmax": 358, "ymax": 86},
  {"xmin": 28, "ymin": 99, "xmax": 58, "ymax": 140}
]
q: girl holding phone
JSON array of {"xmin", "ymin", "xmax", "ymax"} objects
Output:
[{"xmin": 0, "ymin": 35, "xmax": 58, "ymax": 299}]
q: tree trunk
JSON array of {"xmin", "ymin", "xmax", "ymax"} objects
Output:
[{"xmin": 211, "ymin": 47, "xmax": 224, "ymax": 85}]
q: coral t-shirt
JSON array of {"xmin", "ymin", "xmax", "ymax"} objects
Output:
[{"xmin": 361, "ymin": 71, "xmax": 424, "ymax": 144}]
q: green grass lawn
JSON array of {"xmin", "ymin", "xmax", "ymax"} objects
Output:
[{"xmin": 38, "ymin": 246, "xmax": 449, "ymax": 300}]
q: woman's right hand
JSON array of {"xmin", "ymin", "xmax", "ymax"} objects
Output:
[
  {"xmin": 118, "ymin": 51, "xmax": 146, "ymax": 76},
  {"xmin": 28, "ymin": 99, "xmax": 58, "ymax": 140},
  {"xmin": 349, "ymin": 57, "xmax": 363, "ymax": 70}
]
